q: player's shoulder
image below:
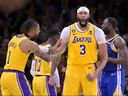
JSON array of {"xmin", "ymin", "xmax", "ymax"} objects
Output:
[
  {"xmin": 21, "ymin": 39, "xmax": 38, "ymax": 48},
  {"xmin": 114, "ymin": 35, "xmax": 126, "ymax": 45},
  {"xmin": 62, "ymin": 25, "xmax": 70, "ymax": 31},
  {"xmin": 94, "ymin": 25, "xmax": 104, "ymax": 33}
]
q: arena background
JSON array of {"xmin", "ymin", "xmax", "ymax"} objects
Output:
[{"xmin": 0, "ymin": 0, "xmax": 128, "ymax": 95}]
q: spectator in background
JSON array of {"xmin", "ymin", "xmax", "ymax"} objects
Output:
[{"xmin": 0, "ymin": 39, "xmax": 9, "ymax": 68}]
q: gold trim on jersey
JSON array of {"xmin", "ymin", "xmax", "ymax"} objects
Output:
[{"xmin": 107, "ymin": 34, "xmax": 119, "ymax": 52}]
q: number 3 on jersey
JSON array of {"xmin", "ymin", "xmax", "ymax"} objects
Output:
[{"xmin": 80, "ymin": 45, "xmax": 86, "ymax": 55}]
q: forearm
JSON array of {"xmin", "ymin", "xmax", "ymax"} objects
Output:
[
  {"xmin": 50, "ymin": 56, "xmax": 61, "ymax": 76},
  {"xmin": 40, "ymin": 54, "xmax": 50, "ymax": 61},
  {"xmin": 95, "ymin": 59, "xmax": 107, "ymax": 75},
  {"xmin": 96, "ymin": 43, "xmax": 108, "ymax": 75},
  {"xmin": 56, "ymin": 46, "xmax": 67, "ymax": 55},
  {"xmin": 51, "ymin": 62, "xmax": 58, "ymax": 76},
  {"xmin": 108, "ymin": 57, "xmax": 128, "ymax": 65}
]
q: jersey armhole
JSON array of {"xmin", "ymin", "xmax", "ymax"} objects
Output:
[{"xmin": 110, "ymin": 35, "xmax": 120, "ymax": 52}]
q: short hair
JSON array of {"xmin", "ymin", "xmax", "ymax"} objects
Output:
[
  {"xmin": 20, "ymin": 19, "xmax": 39, "ymax": 36},
  {"xmin": 107, "ymin": 17, "xmax": 118, "ymax": 28}
]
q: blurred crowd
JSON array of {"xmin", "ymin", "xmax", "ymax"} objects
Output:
[{"xmin": 0, "ymin": 0, "xmax": 128, "ymax": 95}]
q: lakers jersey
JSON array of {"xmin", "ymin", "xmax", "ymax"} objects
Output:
[
  {"xmin": 103, "ymin": 34, "xmax": 123, "ymax": 72},
  {"xmin": 4, "ymin": 35, "xmax": 30, "ymax": 72},
  {"xmin": 68, "ymin": 23, "xmax": 97, "ymax": 65},
  {"xmin": 34, "ymin": 44, "xmax": 51, "ymax": 76}
]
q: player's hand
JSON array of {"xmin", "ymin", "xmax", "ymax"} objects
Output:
[
  {"xmin": 49, "ymin": 39, "xmax": 61, "ymax": 53},
  {"xmin": 86, "ymin": 72, "xmax": 98, "ymax": 81},
  {"xmin": 49, "ymin": 74, "xmax": 56, "ymax": 86}
]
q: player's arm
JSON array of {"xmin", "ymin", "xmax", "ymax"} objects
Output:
[
  {"xmin": 48, "ymin": 39, "xmax": 62, "ymax": 54},
  {"xmin": 50, "ymin": 27, "xmax": 69, "ymax": 75},
  {"xmin": 49, "ymin": 41, "xmax": 67, "ymax": 85},
  {"xmin": 53, "ymin": 27, "xmax": 69, "ymax": 55},
  {"xmin": 49, "ymin": 27, "xmax": 69, "ymax": 86},
  {"xmin": 87, "ymin": 27, "xmax": 108, "ymax": 80},
  {"xmin": 95, "ymin": 28, "xmax": 108, "ymax": 77},
  {"xmin": 96, "ymin": 43, "xmax": 108, "ymax": 73},
  {"xmin": 29, "ymin": 41, "xmax": 51, "ymax": 61},
  {"xmin": 108, "ymin": 37, "xmax": 128, "ymax": 65},
  {"xmin": 20, "ymin": 39, "xmax": 50, "ymax": 61},
  {"xmin": 49, "ymin": 55, "xmax": 61, "ymax": 86}
]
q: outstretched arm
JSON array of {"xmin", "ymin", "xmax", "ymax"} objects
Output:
[
  {"xmin": 48, "ymin": 39, "xmax": 68, "ymax": 86},
  {"xmin": 50, "ymin": 26, "xmax": 70, "ymax": 75},
  {"xmin": 50, "ymin": 40, "xmax": 68, "ymax": 75},
  {"xmin": 20, "ymin": 39, "xmax": 61, "ymax": 61},
  {"xmin": 20, "ymin": 39, "xmax": 47, "ymax": 60},
  {"xmin": 49, "ymin": 55, "xmax": 61, "ymax": 86}
]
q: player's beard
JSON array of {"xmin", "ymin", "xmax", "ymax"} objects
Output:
[
  {"xmin": 78, "ymin": 18, "xmax": 89, "ymax": 27},
  {"xmin": 102, "ymin": 27, "xmax": 110, "ymax": 35}
]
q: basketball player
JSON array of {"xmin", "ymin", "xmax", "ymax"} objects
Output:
[
  {"xmin": 31, "ymin": 26, "xmax": 61, "ymax": 95},
  {"xmin": 50, "ymin": 6, "xmax": 108, "ymax": 95},
  {"xmin": 99, "ymin": 17, "xmax": 128, "ymax": 96},
  {"xmin": 0, "ymin": 19, "xmax": 60, "ymax": 96}
]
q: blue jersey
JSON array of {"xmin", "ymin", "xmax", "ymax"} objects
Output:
[
  {"xmin": 103, "ymin": 34, "xmax": 123, "ymax": 72},
  {"xmin": 99, "ymin": 34, "xmax": 125, "ymax": 96}
]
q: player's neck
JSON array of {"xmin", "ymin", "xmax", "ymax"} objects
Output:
[
  {"xmin": 107, "ymin": 32, "xmax": 117, "ymax": 40},
  {"xmin": 77, "ymin": 22, "xmax": 90, "ymax": 32},
  {"xmin": 17, "ymin": 34, "xmax": 26, "ymax": 37}
]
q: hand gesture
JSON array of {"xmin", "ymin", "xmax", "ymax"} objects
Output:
[{"xmin": 50, "ymin": 39, "xmax": 61, "ymax": 53}]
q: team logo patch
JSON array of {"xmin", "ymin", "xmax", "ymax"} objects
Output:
[
  {"xmin": 72, "ymin": 29, "xmax": 76, "ymax": 33},
  {"xmin": 88, "ymin": 30, "xmax": 93, "ymax": 35}
]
